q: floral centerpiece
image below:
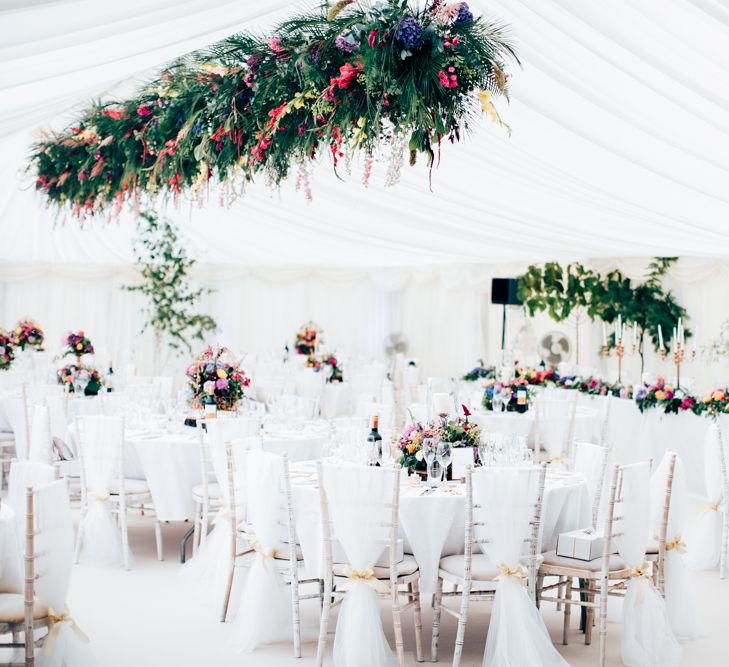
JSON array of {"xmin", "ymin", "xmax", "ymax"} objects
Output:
[
  {"xmin": 62, "ymin": 331, "xmax": 94, "ymax": 360},
  {"xmin": 306, "ymin": 353, "xmax": 343, "ymax": 383},
  {"xmin": 295, "ymin": 322, "xmax": 320, "ymax": 355},
  {"xmin": 56, "ymin": 364, "xmax": 103, "ymax": 395},
  {"xmin": 695, "ymin": 389, "xmax": 729, "ymax": 418},
  {"xmin": 0, "ymin": 330, "xmax": 15, "ymax": 371},
  {"xmin": 634, "ymin": 377, "xmax": 697, "ymax": 415},
  {"xmin": 11, "ymin": 319, "xmax": 44, "ymax": 351},
  {"xmin": 482, "ymin": 377, "xmax": 534, "ymax": 412},
  {"xmin": 462, "ymin": 361, "xmax": 495, "ymax": 382},
  {"xmin": 186, "ymin": 346, "xmax": 250, "ymax": 411},
  {"xmin": 396, "ymin": 413, "xmax": 481, "ymax": 472}
]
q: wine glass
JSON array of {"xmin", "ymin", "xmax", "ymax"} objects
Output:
[{"xmin": 437, "ymin": 441, "xmax": 452, "ymax": 483}]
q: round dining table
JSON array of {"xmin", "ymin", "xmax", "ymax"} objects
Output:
[{"xmin": 290, "ymin": 464, "xmax": 591, "ymax": 595}]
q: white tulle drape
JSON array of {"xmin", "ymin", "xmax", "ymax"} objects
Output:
[
  {"xmin": 649, "ymin": 452, "xmax": 703, "ymax": 641},
  {"xmin": 321, "ymin": 463, "xmax": 395, "ymax": 667},
  {"xmin": 181, "ymin": 420, "xmax": 258, "ymax": 607},
  {"xmin": 536, "ymin": 398, "xmax": 572, "ymax": 460},
  {"xmin": 686, "ymin": 421, "xmax": 727, "ymax": 570},
  {"xmin": 29, "ymin": 405, "xmax": 53, "ymax": 464},
  {"xmin": 573, "ymin": 441, "xmax": 607, "ymax": 527},
  {"xmin": 231, "ymin": 450, "xmax": 291, "ymax": 652},
  {"xmin": 2, "ymin": 396, "xmax": 29, "ymax": 459},
  {"xmin": 616, "ymin": 462, "xmax": 681, "ymax": 667},
  {"xmin": 474, "ymin": 466, "xmax": 568, "ymax": 667},
  {"xmin": 76, "ymin": 416, "xmax": 125, "ymax": 567},
  {"xmin": 7, "ymin": 460, "xmax": 56, "ymax": 552}
]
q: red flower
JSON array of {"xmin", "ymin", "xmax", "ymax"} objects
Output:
[
  {"xmin": 331, "ymin": 61, "xmax": 362, "ymax": 90},
  {"xmin": 102, "ymin": 108, "xmax": 126, "ymax": 121},
  {"xmin": 137, "ymin": 105, "xmax": 151, "ymax": 116},
  {"xmin": 368, "ymin": 29, "xmax": 379, "ymax": 49}
]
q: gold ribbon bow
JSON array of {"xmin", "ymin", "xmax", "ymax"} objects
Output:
[
  {"xmin": 249, "ymin": 536, "xmax": 275, "ymax": 569},
  {"xmin": 548, "ymin": 452, "xmax": 569, "ymax": 465},
  {"xmin": 89, "ymin": 490, "xmax": 110, "ymax": 503},
  {"xmin": 341, "ymin": 565, "xmax": 389, "ymax": 593},
  {"xmin": 628, "ymin": 561, "xmax": 651, "ymax": 606},
  {"xmin": 665, "ymin": 534, "xmax": 687, "ymax": 553},
  {"xmin": 496, "ymin": 563, "xmax": 527, "ymax": 586},
  {"xmin": 44, "ymin": 606, "xmax": 89, "ymax": 656},
  {"xmin": 708, "ymin": 501, "xmax": 721, "ymax": 511}
]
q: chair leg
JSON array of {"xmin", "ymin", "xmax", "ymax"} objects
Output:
[
  {"xmin": 155, "ymin": 520, "xmax": 163, "ymax": 561},
  {"xmin": 535, "ymin": 573, "xmax": 544, "ymax": 610},
  {"xmin": 556, "ymin": 576, "xmax": 565, "ymax": 611},
  {"xmin": 74, "ymin": 509, "xmax": 85, "ymax": 564},
  {"xmin": 720, "ymin": 509, "xmax": 728, "ymax": 580},
  {"xmin": 584, "ymin": 579, "xmax": 595, "ymax": 645},
  {"xmin": 598, "ymin": 578, "xmax": 608, "ymax": 667},
  {"xmin": 562, "ymin": 576, "xmax": 572, "ymax": 645},
  {"xmin": 452, "ymin": 580, "xmax": 471, "ymax": 667},
  {"xmin": 392, "ymin": 589, "xmax": 406, "ymax": 667},
  {"xmin": 412, "ymin": 579, "xmax": 424, "ymax": 663},
  {"xmin": 316, "ymin": 576, "xmax": 332, "ymax": 667},
  {"xmin": 220, "ymin": 559, "xmax": 235, "ymax": 622},
  {"xmin": 431, "ymin": 577, "xmax": 443, "ymax": 663},
  {"xmin": 192, "ymin": 502, "xmax": 202, "ymax": 554},
  {"xmin": 200, "ymin": 501, "xmax": 210, "ymax": 548},
  {"xmin": 291, "ymin": 571, "xmax": 301, "ymax": 658},
  {"xmin": 119, "ymin": 500, "xmax": 130, "ymax": 571}
]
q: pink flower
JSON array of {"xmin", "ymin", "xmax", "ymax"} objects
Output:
[
  {"xmin": 368, "ymin": 29, "xmax": 379, "ymax": 49},
  {"xmin": 203, "ymin": 380, "xmax": 216, "ymax": 395},
  {"xmin": 216, "ymin": 378, "xmax": 229, "ymax": 390},
  {"xmin": 137, "ymin": 105, "xmax": 151, "ymax": 116}
]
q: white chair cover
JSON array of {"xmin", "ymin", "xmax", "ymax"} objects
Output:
[
  {"xmin": 573, "ymin": 441, "xmax": 607, "ymax": 527},
  {"xmin": 182, "ymin": 421, "xmax": 257, "ymax": 607},
  {"xmin": 33, "ymin": 479, "xmax": 93, "ymax": 667},
  {"xmin": 45, "ymin": 395, "xmax": 69, "ymax": 443},
  {"xmin": 231, "ymin": 450, "xmax": 291, "ymax": 651},
  {"xmin": 474, "ymin": 466, "xmax": 568, "ymax": 667},
  {"xmin": 321, "ymin": 463, "xmax": 395, "ymax": 667},
  {"xmin": 616, "ymin": 462, "xmax": 682, "ymax": 667},
  {"xmin": 0, "ymin": 504, "xmax": 22, "ymax": 594},
  {"xmin": 2, "ymin": 396, "xmax": 30, "ymax": 459},
  {"xmin": 536, "ymin": 397, "xmax": 573, "ymax": 458},
  {"xmin": 76, "ymin": 416, "xmax": 125, "ymax": 567},
  {"xmin": 685, "ymin": 421, "xmax": 727, "ymax": 570},
  {"xmin": 8, "ymin": 461, "xmax": 56, "ymax": 553},
  {"xmin": 29, "ymin": 405, "xmax": 53, "ymax": 464},
  {"xmin": 649, "ymin": 452, "xmax": 703, "ymax": 641}
]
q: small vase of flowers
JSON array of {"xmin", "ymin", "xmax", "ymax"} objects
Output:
[
  {"xmin": 295, "ymin": 322, "xmax": 320, "ymax": 356},
  {"xmin": 62, "ymin": 330, "xmax": 94, "ymax": 365},
  {"xmin": 11, "ymin": 319, "xmax": 44, "ymax": 351},
  {"xmin": 57, "ymin": 364, "xmax": 103, "ymax": 395},
  {"xmin": 0, "ymin": 330, "xmax": 15, "ymax": 371},
  {"xmin": 306, "ymin": 353, "xmax": 343, "ymax": 383},
  {"xmin": 186, "ymin": 346, "xmax": 250, "ymax": 411}
]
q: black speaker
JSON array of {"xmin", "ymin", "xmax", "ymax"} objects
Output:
[{"xmin": 491, "ymin": 278, "xmax": 522, "ymax": 305}]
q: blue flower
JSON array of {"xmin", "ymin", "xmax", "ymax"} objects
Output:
[
  {"xmin": 454, "ymin": 3, "xmax": 474, "ymax": 26},
  {"xmin": 205, "ymin": 363, "xmax": 215, "ymax": 374},
  {"xmin": 395, "ymin": 16, "xmax": 423, "ymax": 50}
]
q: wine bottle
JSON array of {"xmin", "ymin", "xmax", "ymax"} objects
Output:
[
  {"xmin": 515, "ymin": 388, "xmax": 528, "ymax": 414},
  {"xmin": 204, "ymin": 394, "xmax": 218, "ymax": 420},
  {"xmin": 367, "ymin": 415, "xmax": 383, "ymax": 466},
  {"xmin": 105, "ymin": 361, "xmax": 114, "ymax": 393}
]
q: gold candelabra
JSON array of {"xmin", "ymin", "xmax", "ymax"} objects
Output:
[{"xmin": 673, "ymin": 346, "xmax": 684, "ymax": 390}]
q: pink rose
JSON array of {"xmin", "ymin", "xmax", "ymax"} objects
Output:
[
  {"xmin": 216, "ymin": 378, "xmax": 229, "ymax": 390},
  {"xmin": 203, "ymin": 380, "xmax": 216, "ymax": 395}
]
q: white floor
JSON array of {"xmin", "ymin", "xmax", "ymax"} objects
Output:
[{"xmin": 52, "ymin": 516, "xmax": 727, "ymax": 667}]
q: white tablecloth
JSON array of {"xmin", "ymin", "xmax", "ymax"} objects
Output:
[
  {"xmin": 292, "ymin": 469, "xmax": 590, "ymax": 595},
  {"xmin": 0, "ymin": 504, "xmax": 22, "ymax": 594}
]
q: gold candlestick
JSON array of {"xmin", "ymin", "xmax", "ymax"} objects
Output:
[
  {"xmin": 615, "ymin": 339, "xmax": 625, "ymax": 383},
  {"xmin": 658, "ymin": 346, "xmax": 667, "ymax": 361},
  {"xmin": 673, "ymin": 347, "xmax": 684, "ymax": 390}
]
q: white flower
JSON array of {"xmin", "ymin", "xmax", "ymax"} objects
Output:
[{"xmin": 415, "ymin": 450, "xmax": 424, "ymax": 462}]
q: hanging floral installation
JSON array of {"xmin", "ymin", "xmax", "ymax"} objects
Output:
[{"xmin": 30, "ymin": 0, "xmax": 517, "ymax": 218}]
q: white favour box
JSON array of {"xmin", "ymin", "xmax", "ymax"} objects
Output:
[
  {"xmin": 331, "ymin": 538, "xmax": 404, "ymax": 566},
  {"xmin": 556, "ymin": 529, "xmax": 604, "ymax": 561}
]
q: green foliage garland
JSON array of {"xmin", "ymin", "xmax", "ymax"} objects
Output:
[
  {"xmin": 124, "ymin": 211, "xmax": 217, "ymax": 359},
  {"xmin": 31, "ymin": 1, "xmax": 517, "ymax": 217}
]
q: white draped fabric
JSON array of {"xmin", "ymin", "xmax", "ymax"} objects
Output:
[
  {"xmin": 649, "ymin": 452, "xmax": 703, "ymax": 642},
  {"xmin": 617, "ymin": 462, "xmax": 681, "ymax": 667},
  {"xmin": 29, "ymin": 404, "xmax": 52, "ymax": 463},
  {"xmin": 76, "ymin": 416, "xmax": 125, "ymax": 567},
  {"xmin": 7, "ymin": 460, "xmax": 56, "ymax": 552},
  {"xmin": 474, "ymin": 466, "xmax": 568, "ymax": 667},
  {"xmin": 230, "ymin": 450, "xmax": 291, "ymax": 652},
  {"xmin": 685, "ymin": 420, "xmax": 727, "ymax": 570},
  {"xmin": 321, "ymin": 463, "xmax": 396, "ymax": 667}
]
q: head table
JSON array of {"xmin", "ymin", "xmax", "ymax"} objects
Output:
[{"xmin": 289, "ymin": 463, "xmax": 590, "ymax": 595}]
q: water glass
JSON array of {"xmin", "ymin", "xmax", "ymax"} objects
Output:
[{"xmin": 427, "ymin": 459, "xmax": 443, "ymax": 488}]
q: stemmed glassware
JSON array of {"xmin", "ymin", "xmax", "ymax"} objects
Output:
[
  {"xmin": 436, "ymin": 441, "xmax": 452, "ymax": 483},
  {"xmin": 423, "ymin": 437, "xmax": 441, "ymax": 488}
]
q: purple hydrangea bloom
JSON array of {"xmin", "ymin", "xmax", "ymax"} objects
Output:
[
  {"xmin": 395, "ymin": 16, "xmax": 423, "ymax": 50},
  {"xmin": 335, "ymin": 35, "xmax": 359, "ymax": 53},
  {"xmin": 454, "ymin": 2, "xmax": 474, "ymax": 26}
]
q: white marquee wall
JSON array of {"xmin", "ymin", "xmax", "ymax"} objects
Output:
[{"xmin": 1, "ymin": 257, "xmax": 727, "ymax": 389}]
